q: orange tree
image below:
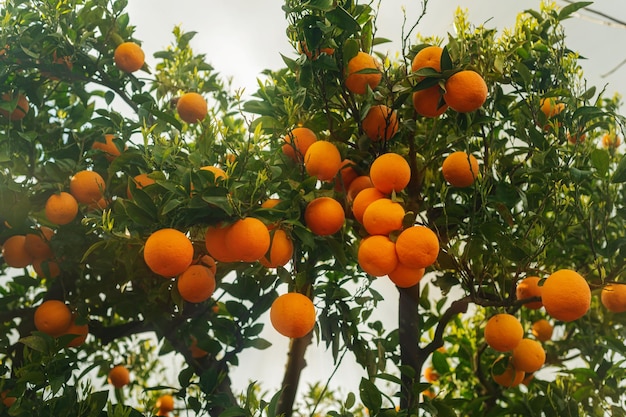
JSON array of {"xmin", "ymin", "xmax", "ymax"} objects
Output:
[{"xmin": 2, "ymin": 0, "xmax": 626, "ymax": 416}]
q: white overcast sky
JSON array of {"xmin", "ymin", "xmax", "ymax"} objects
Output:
[{"xmin": 125, "ymin": 0, "xmax": 626, "ymax": 399}]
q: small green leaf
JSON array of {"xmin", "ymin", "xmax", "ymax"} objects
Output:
[
  {"xmin": 327, "ymin": 6, "xmax": 362, "ymax": 35},
  {"xmin": 558, "ymin": 2, "xmax": 593, "ymax": 20},
  {"xmin": 359, "ymin": 378, "xmax": 382, "ymax": 414}
]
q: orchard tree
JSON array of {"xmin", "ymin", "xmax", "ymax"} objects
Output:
[{"xmin": 1, "ymin": 0, "xmax": 626, "ymax": 416}]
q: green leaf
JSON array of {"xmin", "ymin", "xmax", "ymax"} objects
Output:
[
  {"xmin": 611, "ymin": 154, "xmax": 626, "ymax": 183},
  {"xmin": 327, "ymin": 6, "xmax": 361, "ymax": 35},
  {"xmin": 431, "ymin": 399, "xmax": 459, "ymax": 417},
  {"xmin": 558, "ymin": 2, "xmax": 593, "ymax": 20},
  {"xmin": 432, "ymin": 350, "xmax": 450, "ymax": 374},
  {"xmin": 19, "ymin": 334, "xmax": 49, "ymax": 353},
  {"xmin": 359, "ymin": 378, "xmax": 382, "ymax": 414},
  {"xmin": 244, "ymin": 338, "xmax": 272, "ymax": 350},
  {"xmin": 590, "ymin": 149, "xmax": 610, "ymax": 177}
]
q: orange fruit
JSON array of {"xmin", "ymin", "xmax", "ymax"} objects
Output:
[
  {"xmin": 395, "ymin": 225, "xmax": 439, "ymax": 269},
  {"xmin": 190, "ymin": 336, "xmax": 208, "ymax": 359},
  {"xmin": 541, "ymin": 269, "xmax": 591, "ymax": 322},
  {"xmin": 24, "ymin": 226, "xmax": 54, "ymax": 259},
  {"xmin": 70, "ymin": 170, "xmax": 106, "ymax": 204},
  {"xmin": 515, "ymin": 276, "xmax": 543, "ymax": 309},
  {"xmin": 1, "ymin": 390, "xmax": 16, "ymax": 408},
  {"xmin": 128, "ymin": 172, "xmax": 157, "ymax": 198},
  {"xmin": 423, "ymin": 366, "xmax": 439, "ymax": 383},
  {"xmin": 540, "ymin": 97, "xmax": 565, "ymax": 118},
  {"xmin": 531, "ymin": 319, "xmax": 554, "ymax": 342},
  {"xmin": 443, "ymin": 70, "xmax": 488, "ymax": 113},
  {"xmin": 491, "ymin": 356, "xmax": 524, "ymax": 388},
  {"xmin": 362, "ymin": 105, "xmax": 399, "ymax": 142},
  {"xmin": 345, "ymin": 51, "xmax": 382, "ymax": 95},
  {"xmin": 92, "ymin": 134, "xmax": 122, "ymax": 161},
  {"xmin": 200, "ymin": 165, "xmax": 227, "ymax": 182},
  {"xmin": 177, "ymin": 265, "xmax": 216, "ymax": 303},
  {"xmin": 32, "ymin": 258, "xmax": 61, "ymax": 279},
  {"xmin": 156, "ymin": 394, "xmax": 175, "ymax": 413},
  {"xmin": 197, "ymin": 254, "xmax": 217, "ymax": 276},
  {"xmin": 512, "ymin": 338, "xmax": 545, "ymax": 373},
  {"xmin": 334, "ymin": 159, "xmax": 359, "ymax": 193},
  {"xmin": 369, "ymin": 153, "xmax": 411, "ymax": 194},
  {"xmin": 412, "ymin": 86, "xmax": 448, "ymax": 118},
  {"xmin": 282, "ymin": 127, "xmax": 317, "ymax": 162},
  {"xmin": 351, "ymin": 187, "xmax": 386, "ymax": 225},
  {"xmin": 442, "ymin": 151, "xmax": 479, "ymax": 188},
  {"xmin": 2, "ymin": 235, "xmax": 33, "ymax": 268},
  {"xmin": 304, "ymin": 197, "xmax": 345, "ymax": 236},
  {"xmin": 45, "ymin": 192, "xmax": 79, "ymax": 225},
  {"xmin": 260, "ymin": 228, "xmax": 294, "ymax": 268},
  {"xmin": 304, "ymin": 140, "xmax": 342, "ymax": 182},
  {"xmin": 484, "ymin": 313, "xmax": 523, "ymax": 352},
  {"xmin": 346, "ymin": 175, "xmax": 373, "ymax": 202},
  {"xmin": 0, "ymin": 92, "xmax": 29, "ymax": 121},
  {"xmin": 602, "ymin": 133, "xmax": 621, "ymax": 148},
  {"xmin": 225, "ymin": 217, "xmax": 271, "ymax": 262},
  {"xmin": 64, "ymin": 316, "xmax": 89, "ymax": 347},
  {"xmin": 600, "ymin": 283, "xmax": 626, "ymax": 313},
  {"xmin": 362, "ymin": 198, "xmax": 405, "ymax": 236},
  {"xmin": 143, "ymin": 228, "xmax": 194, "ymax": 277},
  {"xmin": 204, "ymin": 223, "xmax": 238, "ymax": 262},
  {"xmin": 34, "ymin": 300, "xmax": 73, "ymax": 337},
  {"xmin": 388, "ymin": 264, "xmax": 425, "ymax": 288},
  {"xmin": 270, "ymin": 292, "xmax": 316, "ymax": 338},
  {"xmin": 113, "ymin": 42, "xmax": 145, "ymax": 73},
  {"xmin": 298, "ymin": 41, "xmax": 335, "ymax": 60},
  {"xmin": 177, "ymin": 92, "xmax": 208, "ymax": 124},
  {"xmin": 108, "ymin": 365, "xmax": 130, "ymax": 388},
  {"xmin": 357, "ymin": 235, "xmax": 398, "ymax": 277},
  {"xmin": 411, "ymin": 45, "xmax": 443, "ymax": 73},
  {"xmin": 261, "ymin": 198, "xmax": 282, "ymax": 209}
]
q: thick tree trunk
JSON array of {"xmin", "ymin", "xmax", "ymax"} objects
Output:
[
  {"xmin": 276, "ymin": 330, "xmax": 314, "ymax": 417},
  {"xmin": 398, "ymin": 284, "xmax": 422, "ymax": 410}
]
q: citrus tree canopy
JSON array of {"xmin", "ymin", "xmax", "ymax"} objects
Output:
[{"xmin": 1, "ymin": 1, "xmax": 626, "ymax": 416}]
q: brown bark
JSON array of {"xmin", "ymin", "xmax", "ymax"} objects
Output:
[
  {"xmin": 276, "ymin": 331, "xmax": 314, "ymax": 417},
  {"xmin": 398, "ymin": 284, "xmax": 422, "ymax": 410}
]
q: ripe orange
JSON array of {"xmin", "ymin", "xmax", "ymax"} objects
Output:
[
  {"xmin": 443, "ymin": 70, "xmax": 488, "ymax": 113},
  {"xmin": 24, "ymin": 226, "xmax": 54, "ymax": 259},
  {"xmin": 128, "ymin": 172, "xmax": 157, "ymax": 198},
  {"xmin": 351, "ymin": 187, "xmax": 386, "ymax": 224},
  {"xmin": 260, "ymin": 228, "xmax": 294, "ymax": 268},
  {"xmin": 2, "ymin": 235, "xmax": 33, "ymax": 268},
  {"xmin": 531, "ymin": 319, "xmax": 554, "ymax": 342},
  {"xmin": 190, "ymin": 336, "xmax": 208, "ymax": 359},
  {"xmin": 346, "ymin": 175, "xmax": 373, "ymax": 202},
  {"xmin": 388, "ymin": 264, "xmax": 425, "ymax": 288},
  {"xmin": 204, "ymin": 223, "xmax": 238, "ymax": 262},
  {"xmin": 270, "ymin": 292, "xmax": 316, "ymax": 338},
  {"xmin": 261, "ymin": 198, "xmax": 282, "ymax": 209},
  {"xmin": 362, "ymin": 105, "xmax": 399, "ymax": 142},
  {"xmin": 357, "ymin": 235, "xmax": 399, "ymax": 277},
  {"xmin": 143, "ymin": 228, "xmax": 194, "ymax": 277},
  {"xmin": 45, "ymin": 192, "xmax": 79, "ymax": 225},
  {"xmin": 512, "ymin": 338, "xmax": 545, "ymax": 373},
  {"xmin": 442, "ymin": 151, "xmax": 479, "ymax": 188},
  {"xmin": 362, "ymin": 198, "xmax": 405, "ymax": 236},
  {"xmin": 395, "ymin": 225, "xmax": 439, "ymax": 269},
  {"xmin": 484, "ymin": 313, "xmax": 523, "ymax": 352},
  {"xmin": 64, "ymin": 317, "xmax": 89, "ymax": 347},
  {"xmin": 369, "ymin": 153, "xmax": 411, "ymax": 194},
  {"xmin": 108, "ymin": 365, "xmax": 130, "ymax": 388},
  {"xmin": 225, "ymin": 217, "xmax": 271, "ymax": 262},
  {"xmin": 541, "ymin": 269, "xmax": 591, "ymax": 322},
  {"xmin": 345, "ymin": 51, "xmax": 382, "ymax": 95},
  {"xmin": 304, "ymin": 140, "xmax": 342, "ymax": 182},
  {"xmin": 601, "ymin": 283, "xmax": 626, "ymax": 313},
  {"xmin": 334, "ymin": 159, "xmax": 359, "ymax": 193},
  {"xmin": 32, "ymin": 258, "xmax": 61, "ymax": 279},
  {"xmin": 0, "ymin": 92, "xmax": 29, "ymax": 121},
  {"xmin": 515, "ymin": 276, "xmax": 543, "ymax": 309},
  {"xmin": 282, "ymin": 127, "xmax": 317, "ymax": 162},
  {"xmin": 540, "ymin": 97, "xmax": 565, "ymax": 118},
  {"xmin": 92, "ymin": 134, "xmax": 122, "ymax": 161},
  {"xmin": 70, "ymin": 170, "xmax": 106, "ymax": 204},
  {"xmin": 34, "ymin": 300, "xmax": 73, "ymax": 337},
  {"xmin": 411, "ymin": 45, "xmax": 443, "ymax": 73},
  {"xmin": 113, "ymin": 42, "xmax": 145, "ymax": 73},
  {"xmin": 197, "ymin": 254, "xmax": 217, "ymax": 276},
  {"xmin": 491, "ymin": 356, "xmax": 524, "ymax": 388},
  {"xmin": 298, "ymin": 41, "xmax": 335, "ymax": 60},
  {"xmin": 1, "ymin": 390, "xmax": 16, "ymax": 408},
  {"xmin": 304, "ymin": 197, "xmax": 345, "ymax": 236},
  {"xmin": 177, "ymin": 265, "xmax": 216, "ymax": 303},
  {"xmin": 423, "ymin": 366, "xmax": 439, "ymax": 383},
  {"xmin": 177, "ymin": 92, "xmax": 208, "ymax": 124},
  {"xmin": 156, "ymin": 394, "xmax": 175, "ymax": 413},
  {"xmin": 200, "ymin": 165, "xmax": 227, "ymax": 182},
  {"xmin": 412, "ymin": 86, "xmax": 448, "ymax": 118},
  {"xmin": 602, "ymin": 133, "xmax": 621, "ymax": 148}
]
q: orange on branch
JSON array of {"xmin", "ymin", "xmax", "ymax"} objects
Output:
[
  {"xmin": 601, "ymin": 283, "xmax": 626, "ymax": 313},
  {"xmin": 345, "ymin": 51, "xmax": 382, "ymax": 95},
  {"xmin": 45, "ymin": 192, "xmax": 79, "ymax": 225},
  {"xmin": 304, "ymin": 140, "xmax": 342, "ymax": 182},
  {"xmin": 113, "ymin": 42, "xmax": 144, "ymax": 73},
  {"xmin": 177, "ymin": 265, "xmax": 216, "ymax": 303},
  {"xmin": 395, "ymin": 226, "xmax": 439, "ymax": 269},
  {"xmin": 491, "ymin": 356, "xmax": 524, "ymax": 388},
  {"xmin": 70, "ymin": 170, "xmax": 106, "ymax": 204},
  {"xmin": 531, "ymin": 319, "xmax": 554, "ymax": 342},
  {"xmin": 108, "ymin": 365, "xmax": 130, "ymax": 388},
  {"xmin": 205, "ymin": 223, "xmax": 238, "ymax": 262},
  {"xmin": 346, "ymin": 175, "xmax": 373, "ymax": 202},
  {"xmin": 304, "ymin": 197, "xmax": 345, "ymax": 236},
  {"xmin": 442, "ymin": 151, "xmax": 479, "ymax": 188},
  {"xmin": 32, "ymin": 258, "xmax": 61, "ymax": 279},
  {"xmin": 197, "ymin": 254, "xmax": 217, "ymax": 276},
  {"xmin": 362, "ymin": 198, "xmax": 405, "ymax": 236},
  {"xmin": 281, "ymin": 127, "xmax": 317, "ymax": 162},
  {"xmin": 225, "ymin": 217, "xmax": 271, "ymax": 262},
  {"xmin": 541, "ymin": 269, "xmax": 590, "ymax": 322},
  {"xmin": 334, "ymin": 159, "xmax": 359, "ymax": 193},
  {"xmin": 0, "ymin": 92, "xmax": 29, "ymax": 121},
  {"xmin": 34, "ymin": 300, "xmax": 73, "ymax": 337},
  {"xmin": 24, "ymin": 226, "xmax": 54, "ymax": 260},
  {"xmin": 156, "ymin": 394, "xmax": 175, "ymax": 413},
  {"xmin": 351, "ymin": 187, "xmax": 386, "ymax": 225},
  {"xmin": 362, "ymin": 105, "xmax": 399, "ymax": 142},
  {"xmin": 484, "ymin": 313, "xmax": 523, "ymax": 352},
  {"xmin": 413, "ymin": 86, "xmax": 448, "ymax": 118},
  {"xmin": 64, "ymin": 317, "xmax": 89, "ymax": 347},
  {"xmin": 388, "ymin": 264, "xmax": 425, "ymax": 288},
  {"xmin": 540, "ymin": 97, "xmax": 565, "ymax": 118},
  {"xmin": 512, "ymin": 338, "xmax": 546, "ymax": 373},
  {"xmin": 358, "ymin": 235, "xmax": 398, "ymax": 277},
  {"xmin": 2, "ymin": 235, "xmax": 33, "ymax": 268},
  {"xmin": 602, "ymin": 133, "xmax": 621, "ymax": 149},
  {"xmin": 177, "ymin": 92, "xmax": 208, "ymax": 124},
  {"xmin": 128, "ymin": 172, "xmax": 157, "ymax": 198},
  {"xmin": 369, "ymin": 153, "xmax": 411, "ymax": 194},
  {"xmin": 411, "ymin": 45, "xmax": 443, "ymax": 73},
  {"xmin": 515, "ymin": 276, "xmax": 543, "ymax": 309},
  {"xmin": 423, "ymin": 366, "xmax": 439, "ymax": 383},
  {"xmin": 443, "ymin": 70, "xmax": 488, "ymax": 113},
  {"xmin": 92, "ymin": 134, "xmax": 122, "ymax": 161},
  {"xmin": 260, "ymin": 228, "xmax": 294, "ymax": 268},
  {"xmin": 270, "ymin": 292, "xmax": 316, "ymax": 338},
  {"xmin": 143, "ymin": 228, "xmax": 194, "ymax": 277},
  {"xmin": 200, "ymin": 165, "xmax": 227, "ymax": 182}
]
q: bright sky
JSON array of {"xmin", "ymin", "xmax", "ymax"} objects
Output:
[{"xmin": 124, "ymin": 0, "xmax": 626, "ymax": 402}]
